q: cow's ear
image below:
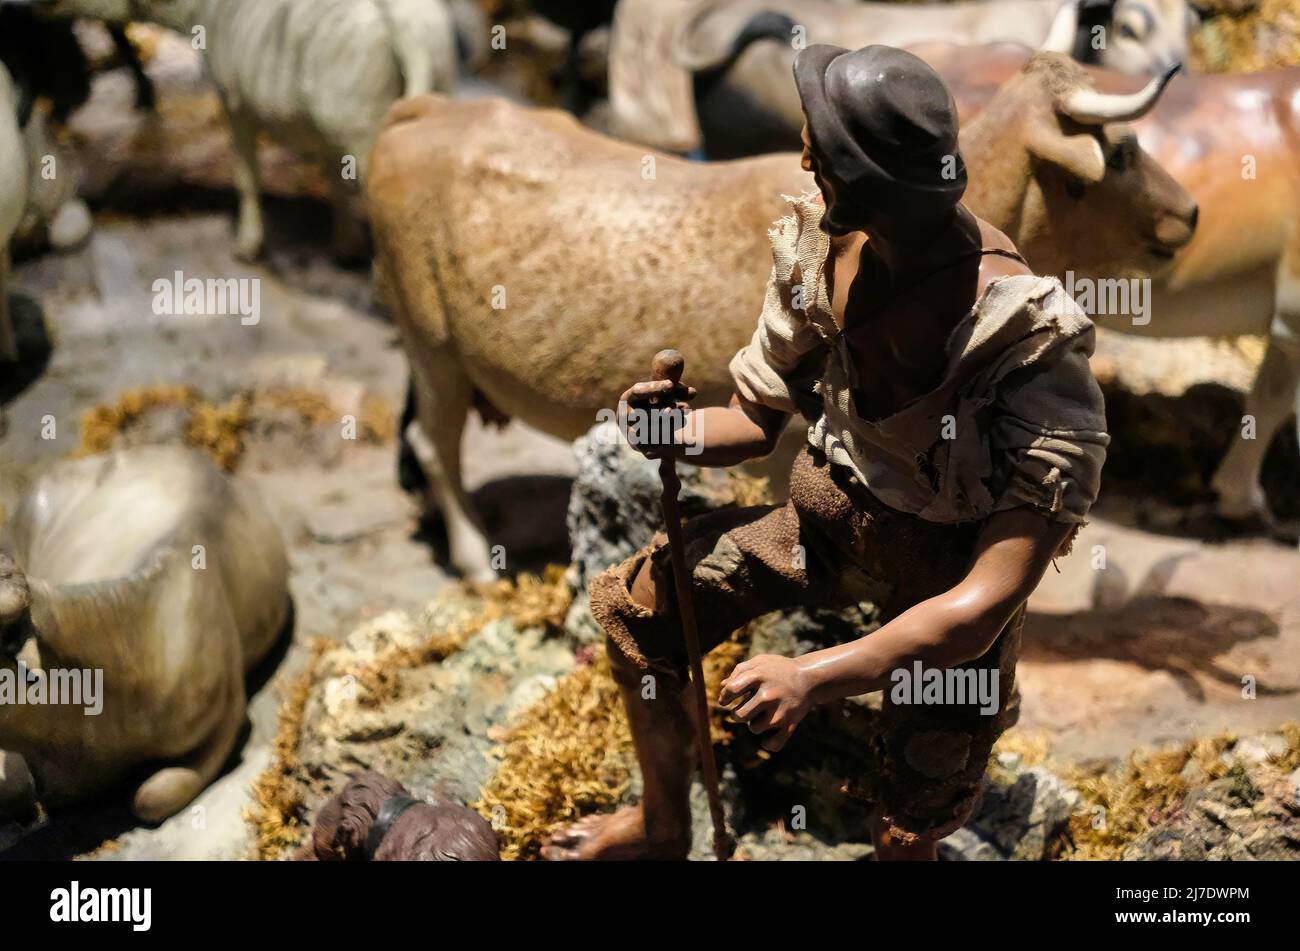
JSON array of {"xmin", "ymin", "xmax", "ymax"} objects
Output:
[{"xmin": 1027, "ymin": 121, "xmax": 1107, "ymax": 185}]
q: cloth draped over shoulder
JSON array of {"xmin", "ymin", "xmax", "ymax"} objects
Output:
[{"xmin": 729, "ymin": 193, "xmax": 1110, "ymax": 527}]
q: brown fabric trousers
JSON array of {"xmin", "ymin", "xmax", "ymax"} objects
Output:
[{"xmin": 590, "ymin": 445, "xmax": 1024, "ymax": 841}]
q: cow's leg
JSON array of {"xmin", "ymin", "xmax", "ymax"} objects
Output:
[
  {"xmin": 408, "ymin": 350, "xmax": 495, "ymax": 581},
  {"xmin": 397, "ymin": 381, "xmax": 428, "ymax": 494},
  {"xmin": 0, "ymin": 244, "xmax": 15, "ymax": 362},
  {"xmin": 326, "ymin": 160, "xmax": 367, "ymax": 264},
  {"xmin": 131, "ymin": 698, "xmax": 243, "ymax": 824},
  {"xmin": 225, "ymin": 109, "xmax": 265, "ymax": 262},
  {"xmin": 108, "ymin": 25, "xmax": 156, "ymax": 111},
  {"xmin": 1210, "ymin": 314, "xmax": 1300, "ymax": 523}
]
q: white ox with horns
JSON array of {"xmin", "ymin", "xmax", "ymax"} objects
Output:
[
  {"xmin": 368, "ymin": 54, "xmax": 1194, "ymax": 579},
  {"xmin": 919, "ymin": 39, "xmax": 1300, "ymax": 531},
  {"xmin": 0, "ymin": 447, "xmax": 290, "ymax": 822},
  {"xmin": 608, "ymin": 0, "xmax": 1198, "ymax": 156}
]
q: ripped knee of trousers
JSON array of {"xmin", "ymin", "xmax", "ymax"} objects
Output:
[{"xmin": 589, "ymin": 545, "xmax": 686, "ymax": 682}]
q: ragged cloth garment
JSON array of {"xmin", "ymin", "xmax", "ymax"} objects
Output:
[
  {"xmin": 590, "ymin": 444, "xmax": 1022, "ymax": 843},
  {"xmin": 729, "ymin": 192, "xmax": 1110, "ymax": 531}
]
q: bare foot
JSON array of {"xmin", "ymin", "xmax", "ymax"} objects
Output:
[{"xmin": 540, "ymin": 806, "xmax": 690, "ymax": 861}]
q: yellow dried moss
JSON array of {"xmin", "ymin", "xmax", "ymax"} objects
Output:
[
  {"xmin": 1194, "ymin": 0, "xmax": 1300, "ymax": 72},
  {"xmin": 990, "ymin": 729, "xmax": 1053, "ymax": 780},
  {"xmin": 476, "ymin": 564, "xmax": 575, "ymax": 632},
  {"xmin": 1274, "ymin": 722, "xmax": 1300, "ymax": 772},
  {"xmin": 78, "ymin": 384, "xmax": 392, "ymax": 471},
  {"xmin": 342, "ymin": 566, "xmax": 574, "ymax": 709},
  {"xmin": 79, "ymin": 385, "xmax": 196, "ymax": 455},
  {"xmin": 246, "ymin": 568, "xmax": 574, "ymax": 859},
  {"xmin": 475, "ymin": 627, "xmax": 749, "ymax": 861},
  {"xmin": 245, "ymin": 638, "xmax": 330, "ymax": 862},
  {"xmin": 358, "ymin": 394, "xmax": 397, "ymax": 443},
  {"xmin": 185, "ymin": 393, "xmax": 252, "ymax": 470},
  {"xmin": 993, "ymin": 724, "xmax": 1300, "ymax": 861},
  {"xmin": 727, "ymin": 470, "xmax": 776, "ymax": 509},
  {"xmin": 1061, "ymin": 734, "xmax": 1237, "ymax": 860},
  {"xmin": 475, "ymin": 655, "xmax": 634, "ymax": 861}
]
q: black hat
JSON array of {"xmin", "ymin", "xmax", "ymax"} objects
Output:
[{"xmin": 793, "ymin": 44, "xmax": 966, "ymax": 228}]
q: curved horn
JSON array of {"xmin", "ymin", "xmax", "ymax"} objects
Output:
[
  {"xmin": 1041, "ymin": 0, "xmax": 1079, "ymax": 54},
  {"xmin": 1058, "ymin": 63, "xmax": 1180, "ymax": 124}
]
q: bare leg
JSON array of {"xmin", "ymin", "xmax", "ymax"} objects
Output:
[
  {"xmin": 326, "ymin": 163, "xmax": 366, "ymax": 263},
  {"xmin": 544, "ymin": 476, "xmax": 838, "ymax": 860},
  {"xmin": 109, "ymin": 25, "xmax": 156, "ymax": 111},
  {"xmin": 1210, "ymin": 318, "xmax": 1300, "ymax": 523},
  {"xmin": 226, "ymin": 109, "xmax": 265, "ymax": 262},
  {"xmin": 541, "ymin": 644, "xmax": 696, "ymax": 860},
  {"xmin": 543, "ymin": 562, "xmax": 696, "ymax": 860},
  {"xmin": 407, "ymin": 349, "xmax": 494, "ymax": 581}
]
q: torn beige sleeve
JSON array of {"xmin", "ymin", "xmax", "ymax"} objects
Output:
[
  {"xmin": 729, "ymin": 267, "xmax": 825, "ymax": 416},
  {"xmin": 989, "ymin": 335, "xmax": 1110, "ymax": 525}
]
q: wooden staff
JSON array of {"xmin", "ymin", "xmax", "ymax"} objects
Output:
[{"xmin": 647, "ymin": 348, "xmax": 732, "ymax": 861}]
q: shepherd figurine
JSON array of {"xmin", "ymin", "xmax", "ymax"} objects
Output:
[{"xmin": 542, "ymin": 44, "xmax": 1109, "ymax": 861}]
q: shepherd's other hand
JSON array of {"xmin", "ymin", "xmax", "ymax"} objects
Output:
[{"xmin": 719, "ymin": 654, "xmax": 813, "ymax": 753}]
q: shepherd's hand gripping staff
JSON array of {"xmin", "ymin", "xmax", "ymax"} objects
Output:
[{"xmin": 644, "ymin": 348, "xmax": 733, "ymax": 861}]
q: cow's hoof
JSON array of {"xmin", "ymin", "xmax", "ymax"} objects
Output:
[
  {"xmin": 1177, "ymin": 504, "xmax": 1274, "ymax": 540},
  {"xmin": 1210, "ymin": 481, "xmax": 1273, "ymax": 527},
  {"xmin": 132, "ymin": 766, "xmax": 204, "ymax": 824},
  {"xmin": 1209, "ymin": 502, "xmax": 1275, "ymax": 534},
  {"xmin": 48, "ymin": 200, "xmax": 93, "ymax": 253},
  {"xmin": 234, "ymin": 227, "xmax": 264, "ymax": 263},
  {"xmin": 448, "ymin": 530, "xmax": 497, "ymax": 584}
]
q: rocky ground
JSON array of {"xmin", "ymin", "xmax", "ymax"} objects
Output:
[
  {"xmin": 229, "ymin": 430, "xmax": 1300, "ymax": 862},
  {"xmin": 0, "ymin": 26, "xmax": 1297, "ymax": 861}
]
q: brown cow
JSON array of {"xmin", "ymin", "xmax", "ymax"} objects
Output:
[{"xmin": 368, "ymin": 53, "xmax": 1193, "ymax": 579}]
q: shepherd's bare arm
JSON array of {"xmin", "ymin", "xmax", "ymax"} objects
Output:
[
  {"xmin": 619, "ymin": 381, "xmax": 787, "ymax": 468},
  {"xmin": 719, "ymin": 508, "xmax": 1071, "ymax": 751}
]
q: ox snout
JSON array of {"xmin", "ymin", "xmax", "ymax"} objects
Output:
[
  {"xmin": 1152, "ymin": 55, "xmax": 1185, "ymax": 79},
  {"xmin": 1151, "ymin": 202, "xmax": 1197, "ymax": 258}
]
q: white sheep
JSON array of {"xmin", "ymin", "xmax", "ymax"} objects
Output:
[{"xmin": 29, "ymin": 0, "xmax": 458, "ymax": 260}]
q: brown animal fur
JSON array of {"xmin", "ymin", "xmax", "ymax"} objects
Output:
[{"xmin": 368, "ymin": 54, "xmax": 1193, "ymax": 578}]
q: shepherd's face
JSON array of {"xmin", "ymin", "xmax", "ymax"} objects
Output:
[{"xmin": 801, "ymin": 124, "xmax": 852, "ymax": 236}]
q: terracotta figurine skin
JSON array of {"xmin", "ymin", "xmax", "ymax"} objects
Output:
[
  {"xmin": 544, "ymin": 45, "xmax": 1109, "ymax": 861},
  {"xmin": 297, "ymin": 771, "xmax": 500, "ymax": 861}
]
